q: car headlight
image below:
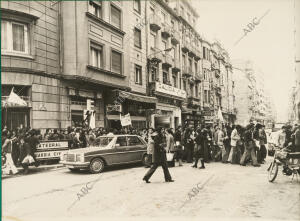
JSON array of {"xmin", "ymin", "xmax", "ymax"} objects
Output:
[
  {"xmin": 76, "ymin": 153, "xmax": 84, "ymax": 162},
  {"xmin": 60, "ymin": 154, "xmax": 67, "ymax": 161}
]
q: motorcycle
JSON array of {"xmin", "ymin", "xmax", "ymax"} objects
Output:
[{"xmin": 267, "ymin": 144, "xmax": 300, "ymax": 182}]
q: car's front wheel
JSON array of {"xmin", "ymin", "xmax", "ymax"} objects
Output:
[{"xmin": 89, "ymin": 158, "xmax": 105, "ymax": 174}]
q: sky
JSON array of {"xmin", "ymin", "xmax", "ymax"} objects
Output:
[{"xmin": 193, "ymin": 0, "xmax": 296, "ymax": 122}]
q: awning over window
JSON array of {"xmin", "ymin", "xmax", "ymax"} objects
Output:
[{"xmin": 116, "ymin": 90, "xmax": 157, "ymax": 104}]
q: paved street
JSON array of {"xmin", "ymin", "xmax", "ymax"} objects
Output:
[{"xmin": 2, "ymin": 157, "xmax": 300, "ymax": 221}]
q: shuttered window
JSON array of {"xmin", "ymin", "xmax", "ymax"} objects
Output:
[
  {"xmin": 111, "ymin": 4, "xmax": 121, "ymax": 29},
  {"xmin": 111, "ymin": 50, "xmax": 122, "ymax": 74},
  {"xmin": 134, "ymin": 28, "xmax": 141, "ymax": 48}
]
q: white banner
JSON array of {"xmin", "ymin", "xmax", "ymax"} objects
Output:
[
  {"xmin": 37, "ymin": 141, "xmax": 68, "ymax": 150},
  {"xmin": 120, "ymin": 113, "xmax": 132, "ymax": 126},
  {"xmin": 35, "ymin": 150, "xmax": 68, "ymax": 159},
  {"xmin": 84, "ymin": 110, "xmax": 96, "ymax": 129}
]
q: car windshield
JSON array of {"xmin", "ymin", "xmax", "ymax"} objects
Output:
[{"xmin": 95, "ymin": 137, "xmax": 114, "ymax": 147}]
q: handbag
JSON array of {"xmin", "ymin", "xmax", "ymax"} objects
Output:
[
  {"xmin": 22, "ymin": 154, "xmax": 35, "ymax": 165},
  {"xmin": 166, "ymin": 151, "xmax": 174, "ymax": 161}
]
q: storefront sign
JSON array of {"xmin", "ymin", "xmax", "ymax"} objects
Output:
[
  {"xmin": 35, "ymin": 150, "xmax": 68, "ymax": 159},
  {"xmin": 37, "ymin": 141, "xmax": 68, "ymax": 150},
  {"xmin": 155, "ymin": 82, "xmax": 186, "ymax": 99},
  {"xmin": 106, "ymin": 104, "xmax": 122, "ymax": 113}
]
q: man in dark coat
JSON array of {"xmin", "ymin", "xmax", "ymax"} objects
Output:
[
  {"xmin": 143, "ymin": 127, "xmax": 174, "ymax": 183},
  {"xmin": 26, "ymin": 129, "xmax": 40, "ymax": 167}
]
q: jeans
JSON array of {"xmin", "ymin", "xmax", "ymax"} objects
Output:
[{"xmin": 143, "ymin": 161, "xmax": 172, "ymax": 181}]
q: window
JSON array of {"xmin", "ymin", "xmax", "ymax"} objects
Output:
[
  {"xmin": 163, "ymin": 69, "xmax": 168, "ymax": 84},
  {"xmin": 182, "ymin": 54, "xmax": 186, "ymax": 68},
  {"xmin": 162, "ymin": 40, "xmax": 167, "ymax": 55},
  {"xmin": 150, "ymin": 33, "xmax": 156, "ymax": 48},
  {"xmin": 111, "ymin": 50, "xmax": 122, "ymax": 74},
  {"xmin": 128, "ymin": 136, "xmax": 143, "ymax": 146},
  {"xmin": 204, "ymin": 90, "xmax": 209, "ymax": 103},
  {"xmin": 194, "ymin": 62, "xmax": 198, "ymax": 74},
  {"xmin": 172, "ymin": 74, "xmax": 177, "ymax": 88},
  {"xmin": 133, "ymin": 0, "xmax": 141, "ymax": 13},
  {"xmin": 134, "ymin": 28, "xmax": 141, "ymax": 48},
  {"xmin": 183, "ymin": 80, "xmax": 186, "ymax": 91},
  {"xmin": 195, "ymin": 85, "xmax": 199, "ymax": 97},
  {"xmin": 135, "ymin": 64, "xmax": 142, "ymax": 85},
  {"xmin": 111, "ymin": 4, "xmax": 121, "ymax": 29},
  {"xmin": 151, "ymin": 66, "xmax": 157, "ymax": 82},
  {"xmin": 188, "ymin": 58, "xmax": 192, "ymax": 72},
  {"xmin": 1, "ymin": 20, "xmax": 29, "ymax": 54},
  {"xmin": 203, "ymin": 47, "xmax": 206, "ymax": 60},
  {"xmin": 90, "ymin": 42, "xmax": 103, "ymax": 68},
  {"xmin": 116, "ymin": 136, "xmax": 127, "ymax": 147},
  {"xmin": 89, "ymin": 1, "xmax": 102, "ymax": 18}
]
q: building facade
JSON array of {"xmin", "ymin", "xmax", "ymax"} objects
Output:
[
  {"xmin": 1, "ymin": 1, "xmax": 61, "ymax": 130},
  {"xmin": 233, "ymin": 60, "xmax": 276, "ymax": 126},
  {"xmin": 1, "ymin": 0, "xmax": 237, "ymax": 131}
]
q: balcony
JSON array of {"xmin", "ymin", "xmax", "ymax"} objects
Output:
[
  {"xmin": 171, "ymin": 29, "xmax": 180, "ymax": 45},
  {"xmin": 188, "ymin": 96, "xmax": 201, "ymax": 108},
  {"xmin": 149, "ymin": 47, "xmax": 163, "ymax": 63},
  {"xmin": 195, "ymin": 73, "xmax": 203, "ymax": 83},
  {"xmin": 162, "ymin": 54, "xmax": 173, "ymax": 68},
  {"xmin": 172, "ymin": 59, "xmax": 181, "ymax": 72},
  {"xmin": 149, "ymin": 81, "xmax": 187, "ymax": 100},
  {"xmin": 149, "ymin": 14, "xmax": 161, "ymax": 32},
  {"xmin": 161, "ymin": 23, "xmax": 172, "ymax": 38},
  {"xmin": 182, "ymin": 66, "xmax": 192, "ymax": 78},
  {"xmin": 194, "ymin": 48, "xmax": 201, "ymax": 61},
  {"xmin": 188, "ymin": 46, "xmax": 196, "ymax": 57},
  {"xmin": 181, "ymin": 40, "xmax": 191, "ymax": 53},
  {"xmin": 214, "ymin": 70, "xmax": 220, "ymax": 78},
  {"xmin": 212, "ymin": 62, "xmax": 220, "ymax": 71}
]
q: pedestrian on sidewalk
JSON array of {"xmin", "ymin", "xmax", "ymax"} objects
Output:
[
  {"xmin": 184, "ymin": 128, "xmax": 194, "ymax": 163},
  {"xmin": 2, "ymin": 131, "xmax": 18, "ymax": 175},
  {"xmin": 143, "ymin": 127, "xmax": 174, "ymax": 183}
]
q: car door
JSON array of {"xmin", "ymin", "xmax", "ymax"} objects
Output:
[
  {"xmin": 113, "ymin": 136, "xmax": 130, "ymax": 164},
  {"xmin": 126, "ymin": 136, "xmax": 145, "ymax": 161}
]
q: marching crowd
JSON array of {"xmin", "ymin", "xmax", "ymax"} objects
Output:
[{"xmin": 2, "ymin": 121, "xmax": 300, "ymax": 177}]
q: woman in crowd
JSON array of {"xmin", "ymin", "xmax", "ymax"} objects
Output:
[{"xmin": 174, "ymin": 126, "xmax": 183, "ymax": 166}]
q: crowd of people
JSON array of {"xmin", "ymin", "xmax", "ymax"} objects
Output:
[{"xmin": 2, "ymin": 121, "xmax": 300, "ymax": 177}]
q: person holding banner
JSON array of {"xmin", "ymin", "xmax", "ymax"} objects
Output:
[{"xmin": 143, "ymin": 127, "xmax": 174, "ymax": 183}]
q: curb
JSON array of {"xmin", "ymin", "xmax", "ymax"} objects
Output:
[{"xmin": 2, "ymin": 164, "xmax": 65, "ymax": 179}]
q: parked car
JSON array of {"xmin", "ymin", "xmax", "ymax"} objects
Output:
[{"xmin": 60, "ymin": 135, "xmax": 148, "ymax": 173}]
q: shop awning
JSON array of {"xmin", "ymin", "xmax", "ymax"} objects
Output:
[
  {"xmin": 62, "ymin": 75, "xmax": 130, "ymax": 91},
  {"xmin": 116, "ymin": 90, "xmax": 157, "ymax": 104}
]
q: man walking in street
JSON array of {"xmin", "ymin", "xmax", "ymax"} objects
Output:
[
  {"xmin": 240, "ymin": 123, "xmax": 260, "ymax": 167},
  {"xmin": 143, "ymin": 127, "xmax": 174, "ymax": 183}
]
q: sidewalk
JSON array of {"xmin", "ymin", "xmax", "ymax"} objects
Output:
[{"xmin": 2, "ymin": 163, "xmax": 65, "ymax": 179}]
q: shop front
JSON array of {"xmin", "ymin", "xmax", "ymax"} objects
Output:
[
  {"xmin": 152, "ymin": 103, "xmax": 181, "ymax": 129},
  {"xmin": 1, "ymin": 85, "xmax": 31, "ymax": 130},
  {"xmin": 106, "ymin": 90, "xmax": 157, "ymax": 130}
]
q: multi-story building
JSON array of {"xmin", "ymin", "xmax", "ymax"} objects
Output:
[
  {"xmin": 233, "ymin": 60, "xmax": 275, "ymax": 126},
  {"xmin": 1, "ymin": 1, "xmax": 61, "ymax": 130},
  {"xmin": 289, "ymin": 0, "xmax": 300, "ymax": 124},
  {"xmin": 1, "ymin": 0, "xmax": 237, "ymax": 131}
]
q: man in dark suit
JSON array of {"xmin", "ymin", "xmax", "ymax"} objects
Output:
[{"xmin": 143, "ymin": 127, "xmax": 174, "ymax": 183}]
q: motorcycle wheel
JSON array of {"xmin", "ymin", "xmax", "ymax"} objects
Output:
[{"xmin": 268, "ymin": 162, "xmax": 278, "ymax": 182}]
